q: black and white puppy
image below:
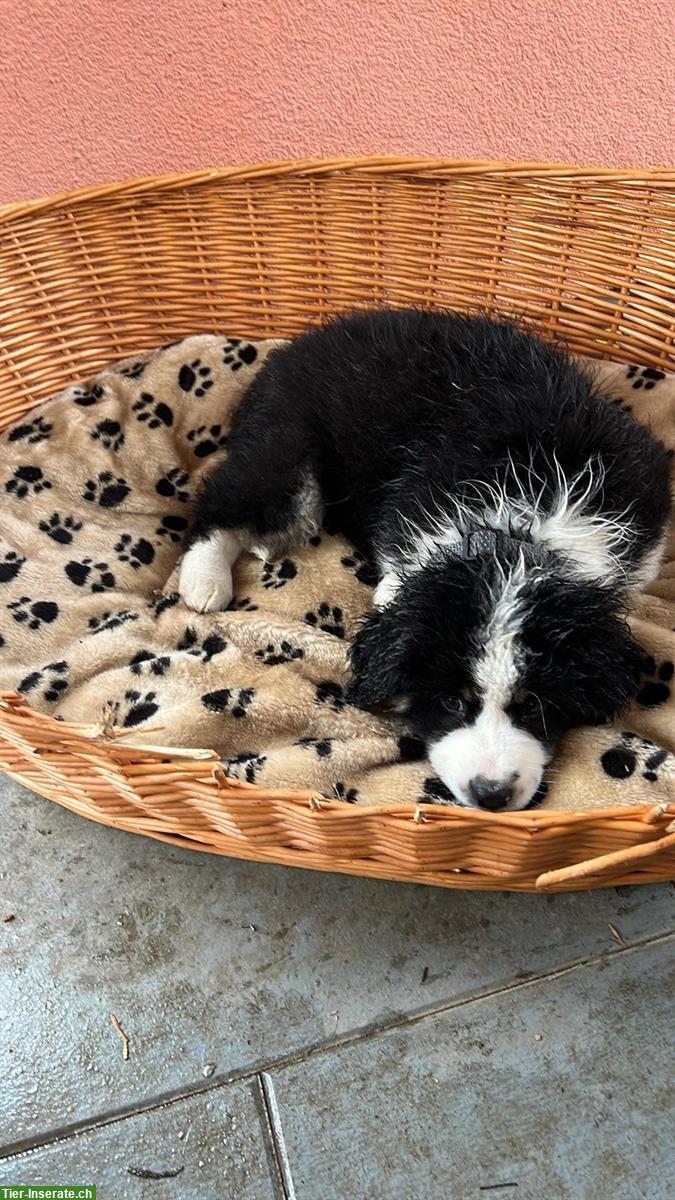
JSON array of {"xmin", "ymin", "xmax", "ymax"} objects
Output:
[{"xmin": 179, "ymin": 309, "xmax": 672, "ymax": 811}]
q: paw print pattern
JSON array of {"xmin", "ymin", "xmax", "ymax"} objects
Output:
[
  {"xmin": 636, "ymin": 657, "xmax": 673, "ymax": 707},
  {"xmin": 0, "ymin": 551, "xmax": 25, "ymax": 584},
  {"xmin": 38, "ymin": 513, "xmax": 83, "ymax": 545},
  {"xmin": 222, "ymin": 338, "xmax": 258, "ymax": 372},
  {"xmin": 155, "ymin": 468, "xmax": 189, "ymax": 503},
  {"xmin": 315, "ymin": 680, "xmax": 346, "ymax": 712},
  {"xmin": 8, "ymin": 416, "xmax": 53, "ymax": 445},
  {"xmin": 91, "ymin": 419, "xmax": 125, "ymax": 452},
  {"xmin": 186, "ymin": 424, "xmax": 229, "ymax": 458},
  {"xmin": 5, "ymin": 466, "xmax": 52, "ymax": 499},
  {"xmin": 88, "ymin": 609, "xmax": 139, "ymax": 635},
  {"xmin": 19, "ymin": 660, "xmax": 69, "ymax": 704},
  {"xmin": 129, "ymin": 650, "xmax": 170, "ymax": 677},
  {"xmin": 111, "ymin": 689, "xmax": 160, "ymax": 728},
  {"xmin": 422, "ymin": 776, "xmax": 455, "ymax": 804},
  {"xmin": 156, "ymin": 515, "xmax": 189, "ymax": 544},
  {"xmin": 340, "ymin": 550, "xmax": 379, "ymax": 587},
  {"xmin": 7, "ymin": 597, "xmax": 59, "ymax": 631},
  {"xmin": 255, "ymin": 640, "xmax": 304, "ymax": 666},
  {"xmin": 114, "ymin": 534, "xmax": 155, "ymax": 571},
  {"xmin": 177, "ymin": 627, "xmax": 228, "ymax": 662},
  {"xmin": 296, "ymin": 736, "xmax": 333, "ymax": 758},
  {"xmin": 148, "ymin": 591, "xmax": 181, "ymax": 618},
  {"xmin": 132, "ymin": 392, "xmax": 173, "ymax": 429},
  {"xmin": 332, "ymin": 781, "xmax": 359, "ymax": 804},
  {"xmin": 65, "ymin": 558, "xmax": 116, "ymax": 592},
  {"xmin": 225, "ymin": 751, "xmax": 267, "ymax": 783},
  {"xmin": 230, "ymin": 596, "xmax": 258, "ymax": 612},
  {"xmin": 178, "ymin": 359, "xmax": 213, "ymax": 397},
  {"xmin": 261, "ymin": 559, "xmax": 298, "ymax": 590},
  {"xmin": 72, "ymin": 383, "xmax": 104, "ymax": 407},
  {"xmin": 601, "ymin": 731, "xmax": 670, "ymax": 783},
  {"xmin": 83, "ymin": 472, "xmax": 131, "ymax": 508},
  {"xmin": 626, "ymin": 365, "xmax": 666, "ymax": 391},
  {"xmin": 304, "ymin": 603, "xmax": 345, "ymax": 638},
  {"xmin": 117, "ymin": 360, "xmax": 146, "ymax": 380},
  {"xmin": 201, "ymin": 687, "xmax": 256, "ymax": 718}
]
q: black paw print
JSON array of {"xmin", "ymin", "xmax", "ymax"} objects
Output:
[
  {"xmin": 83, "ymin": 471, "xmax": 131, "ymax": 508},
  {"xmin": 91, "ymin": 419, "xmax": 125, "ymax": 452},
  {"xmin": 6, "ymin": 465, "xmax": 52, "ymax": 499},
  {"xmin": 156, "ymin": 515, "xmax": 189, "ymax": 544},
  {"xmin": 88, "ymin": 609, "xmax": 139, "ymax": 635},
  {"xmin": 112, "ymin": 689, "xmax": 160, "ymax": 728},
  {"xmin": 148, "ymin": 591, "xmax": 180, "ymax": 618},
  {"xmin": 222, "ymin": 338, "xmax": 258, "ymax": 372},
  {"xmin": 255, "ymin": 640, "xmax": 304, "ymax": 666},
  {"xmin": 315, "ymin": 680, "xmax": 346, "ymax": 712},
  {"xmin": 0, "ymin": 551, "xmax": 25, "ymax": 584},
  {"xmin": 422, "ymin": 776, "xmax": 456, "ymax": 804},
  {"xmin": 72, "ymin": 383, "xmax": 104, "ymax": 407},
  {"xmin": 19, "ymin": 660, "xmax": 69, "ymax": 703},
  {"xmin": 225, "ymin": 751, "xmax": 267, "ymax": 783},
  {"xmin": 155, "ymin": 468, "xmax": 189, "ymax": 502},
  {"xmin": 626, "ymin": 365, "xmax": 666, "ymax": 391},
  {"xmin": 117, "ymin": 360, "xmax": 146, "ymax": 379},
  {"xmin": 129, "ymin": 650, "xmax": 170, "ymax": 677},
  {"xmin": 132, "ymin": 392, "xmax": 173, "ymax": 429},
  {"xmin": 230, "ymin": 596, "xmax": 258, "ymax": 612},
  {"xmin": 177, "ymin": 627, "xmax": 228, "ymax": 662},
  {"xmin": 186, "ymin": 424, "xmax": 229, "ymax": 458},
  {"xmin": 296, "ymin": 736, "xmax": 333, "ymax": 758},
  {"xmin": 261, "ymin": 558, "xmax": 298, "ymax": 590},
  {"xmin": 331, "ymin": 781, "xmax": 359, "ymax": 804},
  {"xmin": 65, "ymin": 557, "xmax": 116, "ymax": 592},
  {"xmin": 636, "ymin": 657, "xmax": 673, "ymax": 707},
  {"xmin": 601, "ymin": 731, "xmax": 670, "ymax": 783},
  {"xmin": 201, "ymin": 687, "xmax": 256, "ymax": 718},
  {"xmin": 304, "ymin": 603, "xmax": 345, "ymax": 638},
  {"xmin": 340, "ymin": 550, "xmax": 379, "ymax": 586},
  {"xmin": 178, "ymin": 359, "xmax": 213, "ymax": 397},
  {"xmin": 8, "ymin": 416, "xmax": 53, "ymax": 445},
  {"xmin": 38, "ymin": 513, "xmax": 83, "ymax": 545},
  {"xmin": 7, "ymin": 596, "xmax": 59, "ymax": 631},
  {"xmin": 115, "ymin": 533, "xmax": 156, "ymax": 571}
]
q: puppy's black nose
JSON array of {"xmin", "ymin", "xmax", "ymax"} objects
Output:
[{"xmin": 468, "ymin": 777, "xmax": 513, "ymax": 811}]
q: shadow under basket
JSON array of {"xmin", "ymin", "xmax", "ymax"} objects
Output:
[{"xmin": 1, "ymin": 155, "xmax": 675, "ymax": 892}]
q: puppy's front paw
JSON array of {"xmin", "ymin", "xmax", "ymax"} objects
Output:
[{"xmin": 178, "ymin": 537, "xmax": 234, "ymax": 612}]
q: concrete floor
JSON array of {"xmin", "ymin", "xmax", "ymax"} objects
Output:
[{"xmin": 1, "ymin": 774, "xmax": 673, "ymax": 1200}]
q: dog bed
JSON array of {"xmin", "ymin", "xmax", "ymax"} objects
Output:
[{"xmin": 1, "ymin": 332, "xmax": 674, "ymax": 813}]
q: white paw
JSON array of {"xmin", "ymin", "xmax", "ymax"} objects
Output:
[{"xmin": 178, "ymin": 533, "xmax": 237, "ymax": 612}]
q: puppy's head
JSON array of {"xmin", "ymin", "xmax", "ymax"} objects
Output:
[{"xmin": 347, "ymin": 554, "xmax": 644, "ymax": 811}]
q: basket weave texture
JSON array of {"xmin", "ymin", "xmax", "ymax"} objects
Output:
[{"xmin": 1, "ymin": 156, "xmax": 675, "ymax": 891}]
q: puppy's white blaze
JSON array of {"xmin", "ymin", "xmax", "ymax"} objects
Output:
[
  {"xmin": 429, "ymin": 705, "xmax": 549, "ymax": 811},
  {"xmin": 178, "ymin": 529, "xmax": 240, "ymax": 613}
]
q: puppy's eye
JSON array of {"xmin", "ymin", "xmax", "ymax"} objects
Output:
[
  {"xmin": 515, "ymin": 691, "xmax": 540, "ymax": 718},
  {"xmin": 442, "ymin": 695, "xmax": 466, "ymax": 717}
]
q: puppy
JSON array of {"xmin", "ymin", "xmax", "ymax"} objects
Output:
[{"xmin": 179, "ymin": 309, "xmax": 672, "ymax": 811}]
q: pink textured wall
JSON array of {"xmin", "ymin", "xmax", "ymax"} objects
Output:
[{"xmin": 1, "ymin": 0, "xmax": 674, "ymax": 202}]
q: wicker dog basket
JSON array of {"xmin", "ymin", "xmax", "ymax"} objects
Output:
[{"xmin": 1, "ymin": 156, "xmax": 675, "ymax": 892}]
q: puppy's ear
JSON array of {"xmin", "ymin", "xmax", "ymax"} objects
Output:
[{"xmin": 346, "ymin": 603, "xmax": 413, "ymax": 709}]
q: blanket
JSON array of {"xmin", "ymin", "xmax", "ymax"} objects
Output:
[{"xmin": 1, "ymin": 333, "xmax": 674, "ymax": 812}]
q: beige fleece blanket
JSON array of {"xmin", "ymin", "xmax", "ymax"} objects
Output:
[{"xmin": 1, "ymin": 334, "xmax": 674, "ymax": 811}]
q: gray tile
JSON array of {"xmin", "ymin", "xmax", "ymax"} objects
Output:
[
  {"xmin": 2, "ymin": 776, "xmax": 674, "ymax": 1146},
  {"xmin": 0, "ymin": 1078, "xmax": 278, "ymax": 1200},
  {"xmin": 270, "ymin": 937, "xmax": 675, "ymax": 1200}
]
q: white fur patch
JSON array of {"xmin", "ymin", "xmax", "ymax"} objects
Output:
[
  {"xmin": 373, "ymin": 570, "xmax": 402, "ymax": 609},
  {"xmin": 178, "ymin": 529, "xmax": 241, "ymax": 612},
  {"xmin": 429, "ymin": 704, "xmax": 549, "ymax": 811}
]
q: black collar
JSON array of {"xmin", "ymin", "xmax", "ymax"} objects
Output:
[{"xmin": 445, "ymin": 529, "xmax": 550, "ymax": 568}]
